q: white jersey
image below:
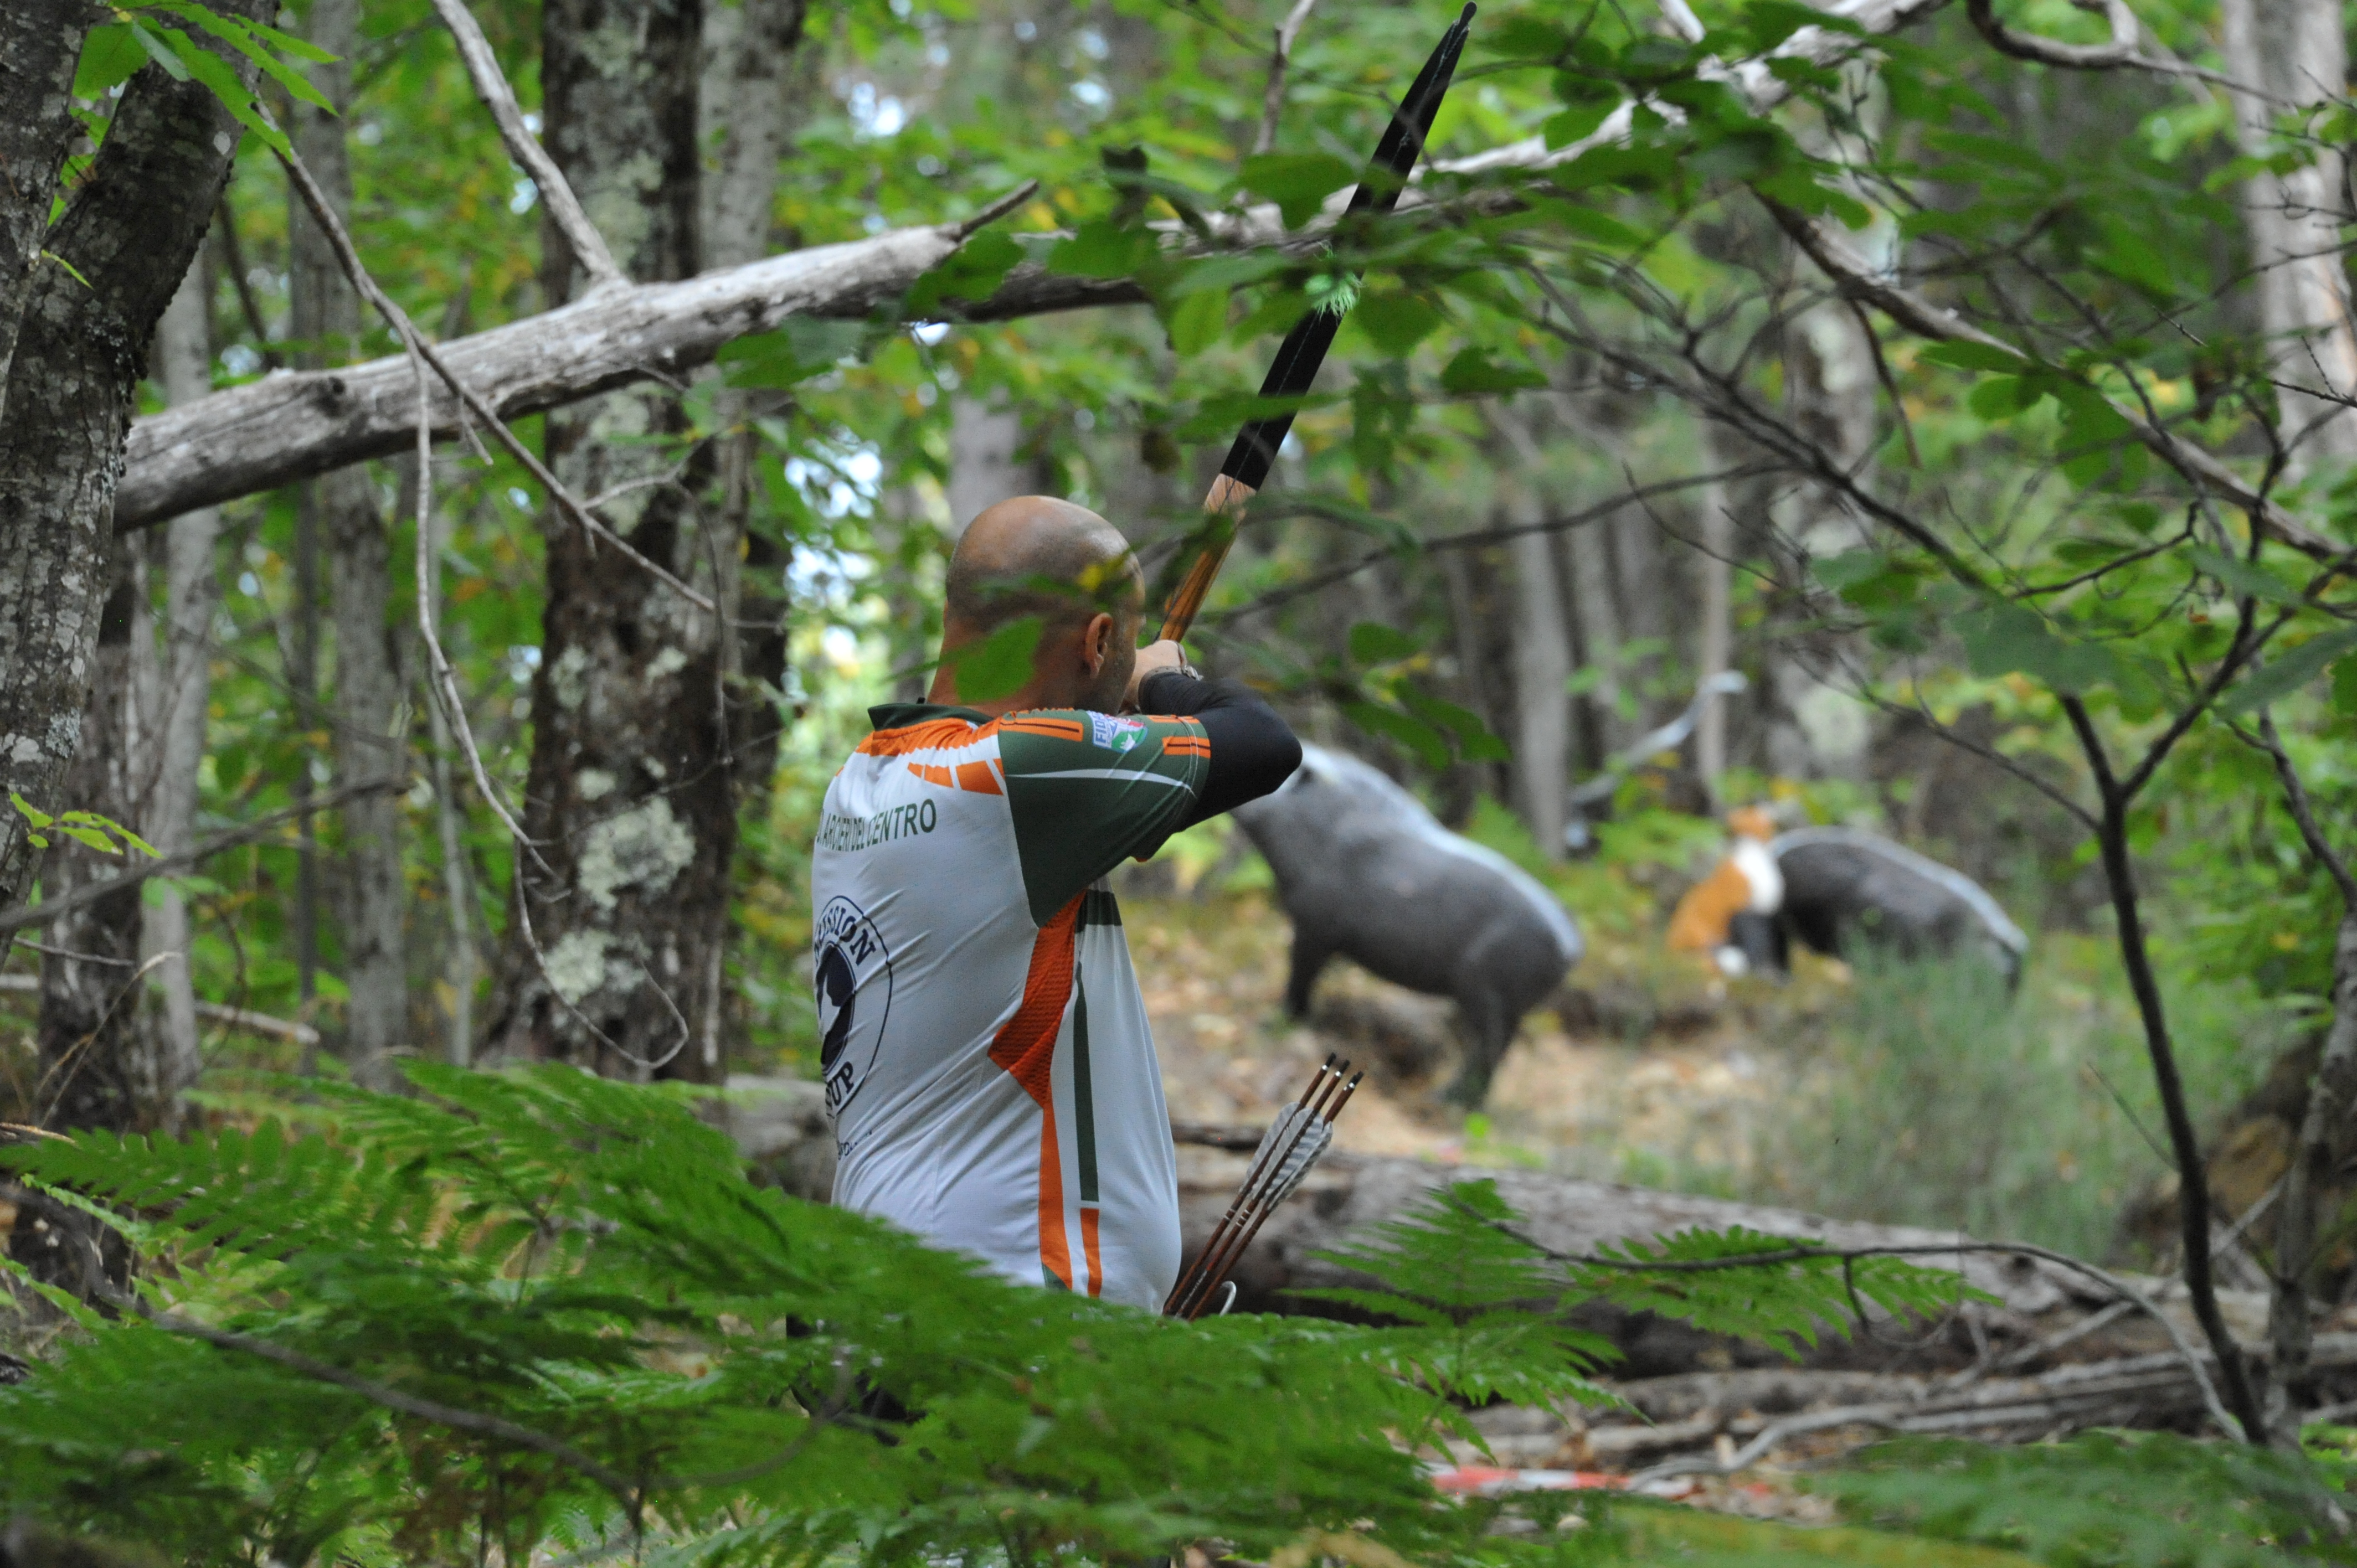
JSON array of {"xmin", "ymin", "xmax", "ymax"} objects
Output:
[{"xmin": 811, "ymin": 702, "xmax": 1212, "ymax": 1309}]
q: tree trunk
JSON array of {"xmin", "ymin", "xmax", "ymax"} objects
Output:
[
  {"xmin": 1694, "ymin": 476, "xmax": 1733, "ymax": 790},
  {"xmin": 489, "ymin": 0, "xmax": 732, "ymax": 1082},
  {"xmin": 701, "ymin": 0, "xmax": 807, "ymax": 801},
  {"xmin": 289, "ymin": 0, "xmax": 407, "ymax": 1084},
  {"xmin": 0, "ymin": 1, "xmax": 94, "ymax": 395},
  {"xmin": 2219, "ymin": 0, "xmax": 2357, "ymax": 474},
  {"xmin": 1562, "ymin": 508, "xmax": 1624, "ymax": 765},
  {"xmin": 948, "ymin": 396, "xmax": 1028, "ymax": 533},
  {"xmin": 1506, "ymin": 513, "xmax": 1571, "ymax": 857},
  {"xmin": 36, "ymin": 539, "xmax": 151, "ymax": 1133},
  {"xmin": 136, "ymin": 258, "xmax": 219, "ymax": 1095},
  {"xmin": 0, "ymin": 16, "xmax": 271, "ymax": 914}
]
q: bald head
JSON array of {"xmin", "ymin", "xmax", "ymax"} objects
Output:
[
  {"xmin": 945, "ymin": 497, "xmax": 1140, "ymax": 635},
  {"xmin": 932, "ymin": 497, "xmax": 1145, "ymax": 713}
]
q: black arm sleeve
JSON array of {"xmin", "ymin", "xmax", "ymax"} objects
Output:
[{"xmin": 1139, "ymin": 671, "xmax": 1302, "ymax": 828}]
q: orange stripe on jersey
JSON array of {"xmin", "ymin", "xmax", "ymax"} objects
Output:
[
  {"xmin": 860, "ymin": 715, "xmax": 1001, "ymax": 757},
  {"xmin": 908, "ymin": 762, "xmax": 954, "ymax": 788},
  {"xmin": 1000, "ymin": 715, "xmax": 1084, "ymax": 741},
  {"xmin": 1163, "ymin": 736, "xmax": 1211, "ymax": 758},
  {"xmin": 1080, "ymin": 1206, "xmax": 1103, "ymax": 1298},
  {"xmin": 956, "ymin": 760, "xmax": 1002, "ymax": 795},
  {"xmin": 987, "ymin": 896, "xmax": 1082, "ymax": 1289}
]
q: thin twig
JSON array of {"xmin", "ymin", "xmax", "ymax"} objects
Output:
[
  {"xmin": 426, "ymin": 0, "xmax": 625, "ymax": 291},
  {"xmin": 0, "ymin": 780, "xmax": 403, "ymax": 938},
  {"xmin": 1253, "ymin": 0, "xmax": 1322, "ymax": 156},
  {"xmin": 277, "ymin": 145, "xmax": 716, "ymax": 616}
]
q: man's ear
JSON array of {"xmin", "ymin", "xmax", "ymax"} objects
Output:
[{"xmin": 1079, "ymin": 611, "xmax": 1114, "ymax": 674}]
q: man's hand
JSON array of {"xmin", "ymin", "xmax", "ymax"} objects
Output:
[{"xmin": 1123, "ymin": 640, "xmax": 1191, "ymax": 711}]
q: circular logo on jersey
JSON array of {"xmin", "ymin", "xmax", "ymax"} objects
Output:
[{"xmin": 814, "ymin": 895, "xmax": 892, "ymax": 1117}]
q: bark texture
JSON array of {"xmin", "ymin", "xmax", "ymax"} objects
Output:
[
  {"xmin": 1693, "ymin": 477, "xmax": 1733, "ymax": 788},
  {"xmin": 2219, "ymin": 0, "xmax": 2357, "ymax": 473},
  {"xmin": 115, "ymin": 225, "xmax": 978, "ymax": 531},
  {"xmin": 700, "ymin": 0, "xmax": 809, "ymax": 801},
  {"xmin": 488, "ymin": 0, "xmax": 730, "ymax": 1081},
  {"xmin": 0, "ymin": 15, "xmax": 269, "ymax": 914},
  {"xmin": 1506, "ymin": 510, "xmax": 1571, "ymax": 857},
  {"xmin": 137, "ymin": 260, "xmax": 219, "ymax": 1092},
  {"xmin": 291, "ymin": 0, "xmax": 407, "ymax": 1084},
  {"xmin": 37, "ymin": 540, "xmax": 152, "ymax": 1133},
  {"xmin": 948, "ymin": 396, "xmax": 1028, "ymax": 534},
  {"xmin": 0, "ymin": 1, "xmax": 96, "ymax": 393}
]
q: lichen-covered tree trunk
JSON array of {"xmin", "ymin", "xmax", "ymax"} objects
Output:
[
  {"xmin": 137, "ymin": 258, "xmax": 219, "ymax": 1094},
  {"xmin": 0, "ymin": 12, "xmax": 269, "ymax": 917},
  {"xmin": 36, "ymin": 539, "xmax": 151, "ymax": 1133},
  {"xmin": 702, "ymin": 0, "xmax": 808, "ymax": 800},
  {"xmin": 488, "ymin": 0, "xmax": 731, "ymax": 1081},
  {"xmin": 0, "ymin": 1, "xmax": 94, "ymax": 395},
  {"xmin": 286, "ymin": 0, "xmax": 407, "ymax": 1083},
  {"xmin": 2220, "ymin": 0, "xmax": 2357, "ymax": 473}
]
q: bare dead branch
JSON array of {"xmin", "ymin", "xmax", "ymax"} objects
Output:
[
  {"xmin": 426, "ymin": 0, "xmax": 626, "ymax": 291},
  {"xmin": 1963, "ymin": 0, "xmax": 2273, "ymax": 101}
]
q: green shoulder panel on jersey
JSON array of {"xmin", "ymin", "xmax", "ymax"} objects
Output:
[{"xmin": 999, "ymin": 709, "xmax": 1211, "ymax": 925}]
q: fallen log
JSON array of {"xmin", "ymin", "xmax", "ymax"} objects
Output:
[{"xmin": 713, "ymin": 1082, "xmax": 2275, "ymax": 1397}]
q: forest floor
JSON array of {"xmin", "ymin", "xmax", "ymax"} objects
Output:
[{"xmin": 1130, "ymin": 885, "xmax": 1840, "ymax": 1187}]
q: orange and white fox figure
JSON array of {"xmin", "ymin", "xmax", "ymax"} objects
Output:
[
  {"xmin": 1666, "ymin": 804, "xmax": 1784, "ymax": 977},
  {"xmin": 811, "ymin": 701, "xmax": 1213, "ymax": 1309}
]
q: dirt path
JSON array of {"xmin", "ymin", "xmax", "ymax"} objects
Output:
[{"xmin": 1129, "ymin": 891, "xmax": 1793, "ymax": 1182}]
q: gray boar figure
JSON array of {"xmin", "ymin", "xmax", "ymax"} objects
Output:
[
  {"xmin": 1233, "ymin": 744, "xmax": 1584, "ymax": 1108},
  {"xmin": 1772, "ymin": 826, "xmax": 2028, "ymax": 988}
]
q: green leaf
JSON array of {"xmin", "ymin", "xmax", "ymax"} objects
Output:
[
  {"xmin": 1968, "ymin": 375, "xmax": 2043, "ymax": 420},
  {"xmin": 1163, "ymin": 286, "xmax": 1228, "ymax": 356},
  {"xmin": 1956, "ymin": 603, "xmax": 2117, "ymax": 694},
  {"xmin": 74, "ymin": 24, "xmax": 147, "ymax": 96},
  {"xmin": 1400, "ymin": 683, "xmax": 1513, "ymax": 761},
  {"xmin": 2224, "ymin": 624, "xmax": 2357, "ymax": 714},
  {"xmin": 1340, "ymin": 700, "xmax": 1452, "ymax": 770},
  {"xmin": 1348, "ymin": 621, "xmax": 1420, "ymax": 665},
  {"xmin": 11, "ymin": 793, "xmax": 54, "ymax": 833},
  {"xmin": 946, "ymin": 616, "xmax": 1043, "ymax": 704},
  {"xmin": 716, "ymin": 317, "xmax": 871, "ymax": 387},
  {"xmin": 2333, "ymin": 655, "xmax": 2357, "ymax": 715},
  {"xmin": 1542, "ymin": 101, "xmax": 1617, "ymax": 150},
  {"xmin": 1440, "ymin": 348, "xmax": 1547, "ymax": 396},
  {"xmin": 1044, "ymin": 218, "xmax": 1156, "ymax": 280},
  {"xmin": 150, "ymin": 25, "xmax": 287, "ymax": 157},
  {"xmin": 1351, "ymin": 292, "xmax": 1443, "ymax": 358},
  {"xmin": 129, "ymin": 20, "xmax": 193, "ymax": 81},
  {"xmin": 2188, "ymin": 546, "xmax": 2305, "ymax": 606},
  {"xmin": 1238, "ymin": 153, "xmax": 1357, "ymax": 229},
  {"xmin": 146, "ymin": 0, "xmax": 333, "ymax": 112},
  {"xmin": 905, "ymin": 226, "xmax": 1026, "ymax": 313}
]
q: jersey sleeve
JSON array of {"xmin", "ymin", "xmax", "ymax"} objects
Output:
[{"xmin": 996, "ymin": 709, "xmax": 1213, "ymax": 924}]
